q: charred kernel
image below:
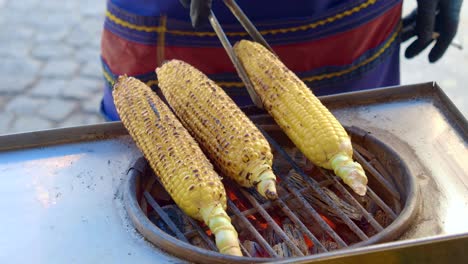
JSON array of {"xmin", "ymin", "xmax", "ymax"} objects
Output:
[
  {"xmin": 157, "ymin": 59, "xmax": 277, "ymax": 201},
  {"xmin": 112, "ymin": 75, "xmax": 228, "ymax": 228},
  {"xmin": 234, "ymin": 40, "xmax": 367, "ymax": 196}
]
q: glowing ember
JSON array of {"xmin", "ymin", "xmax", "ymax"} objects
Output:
[{"xmin": 320, "ymin": 215, "xmax": 336, "ymax": 230}]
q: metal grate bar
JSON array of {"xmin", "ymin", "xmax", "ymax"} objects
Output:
[
  {"xmin": 238, "ymin": 239, "xmax": 252, "ymax": 257},
  {"xmin": 238, "ymin": 201, "xmax": 272, "ymax": 217},
  {"xmin": 240, "ymin": 189, "xmax": 305, "ymax": 257},
  {"xmin": 369, "ymin": 159, "xmax": 403, "ymax": 214},
  {"xmin": 227, "ymin": 200, "xmax": 279, "ymax": 257},
  {"xmin": 285, "ymin": 186, "xmax": 348, "ymax": 247},
  {"xmin": 366, "ymin": 188, "xmax": 398, "ymax": 220},
  {"xmin": 140, "ymin": 124, "xmax": 405, "ymax": 257},
  {"xmin": 143, "ymin": 191, "xmax": 189, "ymax": 243},
  {"xmin": 261, "ymin": 130, "xmax": 369, "ymax": 241},
  {"xmin": 274, "ymin": 194, "xmax": 328, "ymax": 253},
  {"xmin": 184, "ymin": 214, "xmax": 219, "ymax": 251},
  {"xmin": 324, "ymin": 172, "xmax": 384, "ymax": 232},
  {"xmin": 238, "ymin": 193, "xmax": 297, "ymax": 217},
  {"xmin": 353, "ymin": 150, "xmax": 400, "ymax": 200},
  {"xmin": 208, "ymin": 11, "xmax": 263, "ymax": 108},
  {"xmin": 352, "ymin": 143, "xmax": 374, "ymax": 160},
  {"xmin": 184, "ymin": 229, "xmax": 197, "ymax": 238}
]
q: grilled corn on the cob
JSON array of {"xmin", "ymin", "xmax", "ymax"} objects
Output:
[
  {"xmin": 156, "ymin": 60, "xmax": 278, "ymax": 200},
  {"xmin": 113, "ymin": 76, "xmax": 242, "ymax": 256},
  {"xmin": 234, "ymin": 40, "xmax": 367, "ymax": 196}
]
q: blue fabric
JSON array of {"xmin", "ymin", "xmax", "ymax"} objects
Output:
[
  {"xmin": 100, "ymin": 0, "xmax": 403, "ymax": 121},
  {"xmin": 111, "ymin": 0, "xmax": 348, "ymax": 20},
  {"xmin": 106, "ymin": 0, "xmax": 400, "ymax": 47}
]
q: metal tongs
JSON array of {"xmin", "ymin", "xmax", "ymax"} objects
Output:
[{"xmin": 208, "ymin": 0, "xmax": 274, "ymax": 109}]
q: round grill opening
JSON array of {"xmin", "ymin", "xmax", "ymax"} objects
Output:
[{"xmin": 123, "ymin": 122, "xmax": 419, "ymax": 263}]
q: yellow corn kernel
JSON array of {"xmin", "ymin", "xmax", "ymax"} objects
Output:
[
  {"xmin": 156, "ymin": 60, "xmax": 278, "ymax": 200},
  {"xmin": 234, "ymin": 40, "xmax": 367, "ymax": 196},
  {"xmin": 112, "ymin": 76, "xmax": 242, "ymax": 256}
]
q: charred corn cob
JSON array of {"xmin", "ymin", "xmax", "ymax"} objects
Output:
[
  {"xmin": 156, "ymin": 60, "xmax": 278, "ymax": 200},
  {"xmin": 234, "ymin": 40, "xmax": 367, "ymax": 196},
  {"xmin": 113, "ymin": 76, "xmax": 242, "ymax": 256}
]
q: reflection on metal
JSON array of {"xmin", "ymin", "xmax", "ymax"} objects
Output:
[{"xmin": 0, "ymin": 82, "xmax": 466, "ymax": 263}]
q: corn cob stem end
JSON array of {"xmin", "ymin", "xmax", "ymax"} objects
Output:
[
  {"xmin": 244, "ymin": 161, "xmax": 278, "ymax": 200},
  {"xmin": 200, "ymin": 204, "xmax": 242, "ymax": 256},
  {"xmin": 256, "ymin": 170, "xmax": 278, "ymax": 200},
  {"xmin": 330, "ymin": 153, "xmax": 368, "ymax": 196}
]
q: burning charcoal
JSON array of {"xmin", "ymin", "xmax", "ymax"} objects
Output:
[
  {"xmin": 164, "ymin": 205, "xmax": 187, "ymax": 232},
  {"xmin": 374, "ymin": 209, "xmax": 392, "ymax": 227},
  {"xmin": 265, "ymin": 226, "xmax": 281, "ymax": 245},
  {"xmin": 322, "ymin": 240, "xmax": 339, "ymax": 251},
  {"xmin": 150, "ymin": 214, "xmax": 175, "ymax": 237},
  {"xmin": 243, "ymin": 240, "xmax": 264, "ymax": 257},
  {"xmin": 148, "ymin": 205, "xmax": 189, "ymax": 237},
  {"xmin": 283, "ymin": 220, "xmax": 309, "ymax": 255},
  {"xmin": 286, "ymin": 171, "xmax": 363, "ymax": 222},
  {"xmin": 191, "ymin": 236, "xmax": 210, "ymax": 250},
  {"xmin": 320, "ymin": 188, "xmax": 362, "ymax": 220},
  {"xmin": 365, "ymin": 199, "xmax": 378, "ymax": 214},
  {"xmin": 264, "ymin": 226, "xmax": 302, "ymax": 258},
  {"xmin": 273, "ymin": 242, "xmax": 291, "ymax": 258}
]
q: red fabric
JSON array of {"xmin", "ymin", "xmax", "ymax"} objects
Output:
[
  {"xmin": 102, "ymin": 3, "xmax": 401, "ymax": 76},
  {"xmin": 101, "ymin": 30, "xmax": 158, "ymax": 76},
  {"xmin": 275, "ymin": 3, "xmax": 402, "ymax": 72}
]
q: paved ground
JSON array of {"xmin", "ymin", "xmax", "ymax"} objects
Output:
[
  {"xmin": 0, "ymin": 0, "xmax": 106, "ymax": 135},
  {"xmin": 0, "ymin": 0, "xmax": 466, "ymax": 136}
]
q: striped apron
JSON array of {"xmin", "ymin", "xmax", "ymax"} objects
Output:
[{"xmin": 101, "ymin": 0, "xmax": 402, "ymax": 121}]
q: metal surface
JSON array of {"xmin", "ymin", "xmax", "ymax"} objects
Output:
[
  {"xmin": 0, "ymin": 83, "xmax": 467, "ymax": 263},
  {"xmin": 0, "ymin": 130, "xmax": 181, "ymax": 263},
  {"xmin": 276, "ymin": 234, "xmax": 468, "ymax": 264}
]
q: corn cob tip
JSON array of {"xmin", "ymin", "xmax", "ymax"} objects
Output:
[
  {"xmin": 200, "ymin": 204, "xmax": 242, "ymax": 256},
  {"xmin": 331, "ymin": 153, "xmax": 368, "ymax": 196},
  {"xmin": 350, "ymin": 179, "xmax": 367, "ymax": 196},
  {"xmin": 256, "ymin": 170, "xmax": 278, "ymax": 200},
  {"xmin": 245, "ymin": 162, "xmax": 278, "ymax": 200}
]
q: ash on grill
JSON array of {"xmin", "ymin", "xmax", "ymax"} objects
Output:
[{"xmin": 135, "ymin": 126, "xmax": 405, "ymax": 258}]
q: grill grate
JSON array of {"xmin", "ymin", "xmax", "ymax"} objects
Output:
[{"xmin": 129, "ymin": 124, "xmax": 415, "ymax": 260}]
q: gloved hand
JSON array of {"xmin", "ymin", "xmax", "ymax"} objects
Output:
[
  {"xmin": 180, "ymin": 0, "xmax": 213, "ymax": 28},
  {"xmin": 402, "ymin": 0, "xmax": 463, "ymax": 63}
]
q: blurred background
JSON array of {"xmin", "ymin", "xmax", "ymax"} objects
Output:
[{"xmin": 0, "ymin": 0, "xmax": 466, "ymax": 135}]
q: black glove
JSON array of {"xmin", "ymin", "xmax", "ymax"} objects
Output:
[
  {"xmin": 180, "ymin": 0, "xmax": 213, "ymax": 28},
  {"xmin": 402, "ymin": 0, "xmax": 463, "ymax": 63}
]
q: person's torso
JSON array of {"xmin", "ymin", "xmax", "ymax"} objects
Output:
[{"xmin": 100, "ymin": 0, "xmax": 402, "ymax": 120}]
